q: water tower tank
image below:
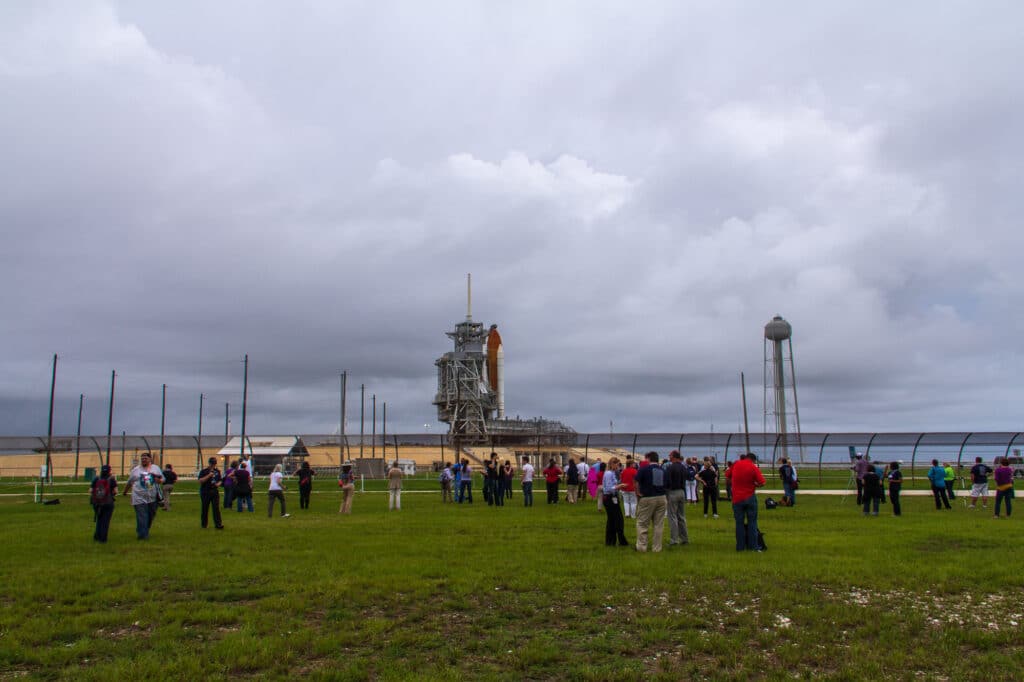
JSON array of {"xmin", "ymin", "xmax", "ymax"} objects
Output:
[{"xmin": 764, "ymin": 315, "xmax": 792, "ymax": 341}]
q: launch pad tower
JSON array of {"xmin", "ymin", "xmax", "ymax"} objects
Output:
[{"xmin": 433, "ymin": 276, "xmax": 501, "ymax": 444}]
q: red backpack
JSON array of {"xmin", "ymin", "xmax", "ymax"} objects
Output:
[{"xmin": 91, "ymin": 478, "xmax": 114, "ymax": 506}]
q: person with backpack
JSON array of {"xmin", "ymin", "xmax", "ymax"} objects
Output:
[
  {"xmin": 90, "ymin": 464, "xmax": 117, "ymax": 543},
  {"xmin": 634, "ymin": 452, "xmax": 667, "ymax": 552},
  {"xmin": 233, "ymin": 461, "xmax": 254, "ymax": 512},
  {"xmin": 296, "ymin": 461, "xmax": 315, "ymax": 510},
  {"xmin": 439, "ymin": 463, "xmax": 453, "ymax": 502},
  {"xmin": 779, "ymin": 458, "xmax": 797, "ymax": 507}
]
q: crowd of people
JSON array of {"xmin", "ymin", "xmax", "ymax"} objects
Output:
[
  {"xmin": 89, "ymin": 449, "xmax": 1017, "ymax": 545},
  {"xmin": 434, "ymin": 450, "xmax": 764, "ymax": 552},
  {"xmin": 851, "ymin": 453, "xmax": 1016, "ymax": 518}
]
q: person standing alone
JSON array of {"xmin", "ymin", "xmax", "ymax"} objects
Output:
[
  {"xmin": 969, "ymin": 457, "xmax": 992, "ymax": 509},
  {"xmin": 387, "ymin": 461, "xmax": 403, "ymax": 511},
  {"xmin": 90, "ymin": 464, "xmax": 117, "ymax": 543},
  {"xmin": 198, "ymin": 456, "xmax": 225, "ymax": 530},
  {"xmin": 521, "ymin": 456, "xmax": 535, "ymax": 507},
  {"xmin": 268, "ymin": 464, "xmax": 290, "ymax": 518},
  {"xmin": 728, "ymin": 452, "xmax": 766, "ymax": 552}
]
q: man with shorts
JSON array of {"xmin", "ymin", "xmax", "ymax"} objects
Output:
[{"xmin": 969, "ymin": 457, "xmax": 992, "ymax": 509}]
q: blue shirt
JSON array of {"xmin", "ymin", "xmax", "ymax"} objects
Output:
[
  {"xmin": 601, "ymin": 469, "xmax": 619, "ymax": 495},
  {"xmin": 927, "ymin": 465, "xmax": 946, "ymax": 487}
]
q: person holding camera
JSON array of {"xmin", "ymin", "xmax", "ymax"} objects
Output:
[{"xmin": 198, "ymin": 457, "xmax": 225, "ymax": 530}]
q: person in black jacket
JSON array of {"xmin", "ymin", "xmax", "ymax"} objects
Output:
[
  {"xmin": 161, "ymin": 463, "xmax": 178, "ymax": 510},
  {"xmin": 296, "ymin": 461, "xmax": 315, "ymax": 510},
  {"xmin": 862, "ymin": 466, "xmax": 883, "ymax": 516},
  {"xmin": 198, "ymin": 457, "xmax": 225, "ymax": 529}
]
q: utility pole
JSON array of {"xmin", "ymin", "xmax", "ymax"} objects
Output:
[
  {"xmin": 360, "ymin": 384, "xmax": 365, "ymax": 458},
  {"xmin": 159, "ymin": 383, "xmax": 167, "ymax": 467},
  {"xmin": 371, "ymin": 394, "xmax": 377, "ymax": 459},
  {"xmin": 197, "ymin": 393, "xmax": 205, "ymax": 471},
  {"xmin": 74, "ymin": 394, "xmax": 83, "ymax": 481},
  {"xmin": 340, "ymin": 371, "xmax": 347, "ymax": 461},
  {"xmin": 105, "ymin": 370, "xmax": 116, "ymax": 466},
  {"xmin": 45, "ymin": 353, "xmax": 57, "ymax": 485},
  {"xmin": 240, "ymin": 354, "xmax": 248, "ymax": 466}
]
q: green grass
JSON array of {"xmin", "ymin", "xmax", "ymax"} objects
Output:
[{"xmin": 1, "ymin": 479, "xmax": 1021, "ymax": 681}]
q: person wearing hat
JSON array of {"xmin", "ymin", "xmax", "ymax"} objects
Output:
[
  {"xmin": 851, "ymin": 453, "xmax": 871, "ymax": 505},
  {"xmin": 90, "ymin": 464, "xmax": 118, "ymax": 543},
  {"xmin": 122, "ymin": 452, "xmax": 164, "ymax": 540},
  {"xmin": 197, "ymin": 456, "xmax": 225, "ymax": 529}
]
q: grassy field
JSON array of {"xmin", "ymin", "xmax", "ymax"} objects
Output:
[{"xmin": 1, "ymin": 476, "xmax": 1021, "ymax": 681}]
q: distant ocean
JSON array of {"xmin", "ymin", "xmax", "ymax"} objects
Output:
[{"xmin": 570, "ymin": 433, "xmax": 1021, "ymax": 467}]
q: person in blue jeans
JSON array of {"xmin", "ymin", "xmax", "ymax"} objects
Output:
[
  {"xmin": 862, "ymin": 466, "xmax": 882, "ymax": 515},
  {"xmin": 928, "ymin": 459, "xmax": 952, "ymax": 509},
  {"xmin": 452, "ymin": 461, "xmax": 463, "ymax": 503},
  {"xmin": 727, "ymin": 452, "xmax": 766, "ymax": 551},
  {"xmin": 122, "ymin": 452, "xmax": 163, "ymax": 540},
  {"xmin": 458, "ymin": 460, "xmax": 473, "ymax": 503},
  {"xmin": 520, "ymin": 456, "xmax": 535, "ymax": 507}
]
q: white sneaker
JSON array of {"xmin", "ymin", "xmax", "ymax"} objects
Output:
[
  {"xmin": 282, "ymin": 513, "xmax": 291, "ymax": 518},
  {"xmin": 713, "ymin": 514, "xmax": 719, "ymax": 518}
]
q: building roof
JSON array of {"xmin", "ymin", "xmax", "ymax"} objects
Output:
[{"xmin": 218, "ymin": 436, "xmax": 308, "ymax": 456}]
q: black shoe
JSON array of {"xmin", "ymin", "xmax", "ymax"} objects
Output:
[{"xmin": 215, "ymin": 526, "xmax": 225, "ymax": 530}]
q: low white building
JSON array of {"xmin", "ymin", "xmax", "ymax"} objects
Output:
[{"xmin": 218, "ymin": 436, "xmax": 310, "ymax": 475}]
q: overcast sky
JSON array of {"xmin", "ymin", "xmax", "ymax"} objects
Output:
[{"xmin": 1, "ymin": 1, "xmax": 1021, "ymax": 438}]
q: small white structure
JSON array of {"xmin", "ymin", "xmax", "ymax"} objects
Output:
[
  {"xmin": 218, "ymin": 436, "xmax": 310, "ymax": 475},
  {"xmin": 393, "ymin": 458, "xmax": 417, "ymax": 476}
]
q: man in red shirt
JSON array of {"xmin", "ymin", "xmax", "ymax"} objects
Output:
[{"xmin": 727, "ymin": 452, "xmax": 766, "ymax": 551}]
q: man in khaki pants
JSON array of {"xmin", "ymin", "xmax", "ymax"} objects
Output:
[{"xmin": 634, "ymin": 451, "xmax": 667, "ymax": 552}]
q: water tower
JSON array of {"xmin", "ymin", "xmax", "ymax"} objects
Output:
[{"xmin": 763, "ymin": 315, "xmax": 804, "ymax": 464}]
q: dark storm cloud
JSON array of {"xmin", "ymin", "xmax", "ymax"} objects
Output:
[{"xmin": 2, "ymin": 1, "xmax": 1022, "ymax": 437}]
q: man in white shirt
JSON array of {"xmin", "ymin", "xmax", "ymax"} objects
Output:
[
  {"xmin": 521, "ymin": 456, "xmax": 535, "ymax": 507},
  {"xmin": 576, "ymin": 459, "xmax": 589, "ymax": 502},
  {"xmin": 121, "ymin": 452, "xmax": 163, "ymax": 540}
]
